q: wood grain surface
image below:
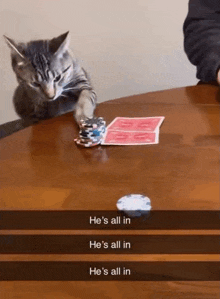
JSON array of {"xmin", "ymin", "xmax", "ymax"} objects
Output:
[{"xmin": 0, "ymin": 85, "xmax": 219, "ymax": 298}]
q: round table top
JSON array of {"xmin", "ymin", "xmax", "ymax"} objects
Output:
[
  {"xmin": 0, "ymin": 85, "xmax": 219, "ymax": 298},
  {"xmin": 1, "ymin": 85, "xmax": 219, "ymax": 210}
]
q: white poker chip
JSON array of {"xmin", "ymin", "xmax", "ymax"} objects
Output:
[{"xmin": 116, "ymin": 194, "xmax": 151, "ymax": 217}]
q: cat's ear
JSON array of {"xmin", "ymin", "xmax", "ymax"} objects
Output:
[
  {"xmin": 3, "ymin": 35, "xmax": 25, "ymax": 60},
  {"xmin": 49, "ymin": 31, "xmax": 70, "ymax": 56}
]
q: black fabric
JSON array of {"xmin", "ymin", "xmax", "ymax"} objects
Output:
[
  {"xmin": 197, "ymin": 80, "xmax": 219, "ymax": 86},
  {"xmin": 183, "ymin": 0, "xmax": 220, "ymax": 82}
]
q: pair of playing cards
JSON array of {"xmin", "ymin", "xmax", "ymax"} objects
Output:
[{"xmin": 101, "ymin": 117, "xmax": 165, "ymax": 145}]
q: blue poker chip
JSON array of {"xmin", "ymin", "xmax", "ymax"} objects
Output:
[
  {"xmin": 116, "ymin": 194, "xmax": 151, "ymax": 217},
  {"xmin": 81, "ymin": 126, "xmax": 106, "ymax": 134},
  {"xmin": 79, "ymin": 129, "xmax": 105, "ymax": 138}
]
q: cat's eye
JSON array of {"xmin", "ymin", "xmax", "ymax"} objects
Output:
[
  {"xmin": 54, "ymin": 74, "xmax": 61, "ymax": 82},
  {"xmin": 31, "ymin": 82, "xmax": 41, "ymax": 88}
]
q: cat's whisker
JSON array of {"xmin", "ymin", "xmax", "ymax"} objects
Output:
[{"xmin": 63, "ymin": 87, "xmax": 78, "ymax": 91}]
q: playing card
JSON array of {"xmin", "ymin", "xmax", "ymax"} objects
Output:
[
  {"xmin": 101, "ymin": 129, "xmax": 159, "ymax": 145},
  {"xmin": 107, "ymin": 117, "xmax": 165, "ymax": 132}
]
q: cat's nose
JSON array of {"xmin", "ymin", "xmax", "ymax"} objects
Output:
[
  {"xmin": 45, "ymin": 91, "xmax": 55, "ymax": 100},
  {"xmin": 42, "ymin": 84, "xmax": 55, "ymax": 99}
]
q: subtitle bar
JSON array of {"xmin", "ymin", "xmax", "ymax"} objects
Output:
[
  {"xmin": 0, "ymin": 261, "xmax": 219, "ymax": 281},
  {"xmin": 0, "ymin": 211, "xmax": 219, "ymax": 230},
  {"xmin": 0, "ymin": 235, "xmax": 219, "ymax": 254}
]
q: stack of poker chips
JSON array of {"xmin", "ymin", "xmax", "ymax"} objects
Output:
[{"xmin": 74, "ymin": 117, "xmax": 106, "ymax": 147}]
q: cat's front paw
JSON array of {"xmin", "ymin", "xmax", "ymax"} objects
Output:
[
  {"xmin": 74, "ymin": 105, "xmax": 94, "ymax": 125},
  {"xmin": 74, "ymin": 90, "xmax": 96, "ymax": 125}
]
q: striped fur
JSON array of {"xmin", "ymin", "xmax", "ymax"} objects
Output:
[{"xmin": 4, "ymin": 32, "xmax": 97, "ymax": 124}]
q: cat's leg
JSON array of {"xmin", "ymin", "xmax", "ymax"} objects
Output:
[{"xmin": 74, "ymin": 89, "xmax": 97, "ymax": 124}]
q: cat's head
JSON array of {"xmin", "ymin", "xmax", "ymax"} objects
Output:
[{"xmin": 4, "ymin": 32, "xmax": 74, "ymax": 101}]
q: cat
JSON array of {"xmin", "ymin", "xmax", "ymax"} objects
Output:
[{"xmin": 3, "ymin": 31, "xmax": 97, "ymax": 126}]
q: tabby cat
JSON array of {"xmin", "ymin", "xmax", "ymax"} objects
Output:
[{"xmin": 4, "ymin": 31, "xmax": 97, "ymax": 125}]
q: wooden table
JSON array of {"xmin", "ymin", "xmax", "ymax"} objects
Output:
[{"xmin": 0, "ymin": 85, "xmax": 219, "ymax": 298}]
